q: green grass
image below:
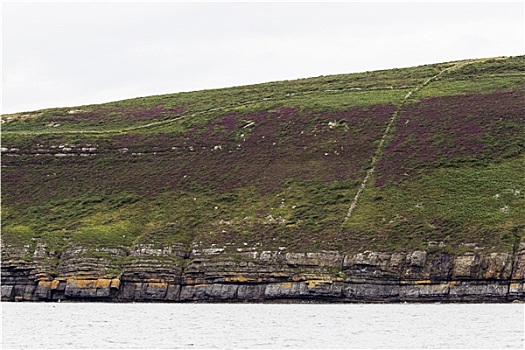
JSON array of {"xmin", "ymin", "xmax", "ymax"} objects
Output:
[
  {"xmin": 345, "ymin": 156, "xmax": 525, "ymax": 253},
  {"xmin": 417, "ymin": 76, "xmax": 524, "ymax": 99}
]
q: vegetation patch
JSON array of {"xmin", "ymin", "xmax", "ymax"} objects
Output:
[
  {"xmin": 376, "ymin": 90, "xmax": 524, "ymax": 186},
  {"xmin": 2, "ymin": 56, "xmax": 524, "ymax": 259}
]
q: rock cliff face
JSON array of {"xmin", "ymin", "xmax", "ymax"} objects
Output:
[{"xmin": 2, "ymin": 241, "xmax": 524, "ymax": 302}]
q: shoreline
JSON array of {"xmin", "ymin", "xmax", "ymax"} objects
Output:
[
  {"xmin": 3, "ymin": 279, "xmax": 524, "ymax": 303},
  {"xmin": 3, "ymin": 299, "xmax": 524, "ymax": 304}
]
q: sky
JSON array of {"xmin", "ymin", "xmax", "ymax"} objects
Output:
[{"xmin": 2, "ymin": 1, "xmax": 524, "ymax": 114}]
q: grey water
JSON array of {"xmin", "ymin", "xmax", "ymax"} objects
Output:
[{"xmin": 2, "ymin": 303, "xmax": 523, "ymax": 349}]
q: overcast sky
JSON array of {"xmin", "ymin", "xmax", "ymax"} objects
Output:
[{"xmin": 2, "ymin": 1, "xmax": 524, "ymax": 114}]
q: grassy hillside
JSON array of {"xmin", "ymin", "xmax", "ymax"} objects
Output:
[{"xmin": 2, "ymin": 56, "xmax": 524, "ymax": 260}]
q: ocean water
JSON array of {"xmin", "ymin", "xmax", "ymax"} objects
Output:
[{"xmin": 2, "ymin": 303, "xmax": 523, "ymax": 349}]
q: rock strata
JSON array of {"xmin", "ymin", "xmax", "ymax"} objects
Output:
[{"xmin": 2, "ymin": 242, "xmax": 524, "ymax": 302}]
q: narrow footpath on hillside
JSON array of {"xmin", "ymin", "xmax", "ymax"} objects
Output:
[
  {"xmin": 3, "ymin": 60, "xmax": 519, "ymax": 138},
  {"xmin": 1, "ymin": 86, "xmax": 413, "ymax": 136},
  {"xmin": 342, "ymin": 59, "xmax": 482, "ymax": 224}
]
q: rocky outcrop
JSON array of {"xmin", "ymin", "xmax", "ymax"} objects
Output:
[{"xmin": 2, "ymin": 241, "xmax": 524, "ymax": 302}]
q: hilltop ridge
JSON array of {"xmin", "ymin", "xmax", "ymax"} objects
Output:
[{"xmin": 2, "ymin": 56, "xmax": 524, "ymax": 302}]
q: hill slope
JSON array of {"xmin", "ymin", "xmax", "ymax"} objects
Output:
[{"xmin": 2, "ymin": 56, "xmax": 525, "ymax": 302}]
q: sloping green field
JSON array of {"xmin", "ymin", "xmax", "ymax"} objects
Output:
[{"xmin": 2, "ymin": 56, "xmax": 524, "ymax": 258}]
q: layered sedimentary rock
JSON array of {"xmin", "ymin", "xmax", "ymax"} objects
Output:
[{"xmin": 2, "ymin": 241, "xmax": 524, "ymax": 302}]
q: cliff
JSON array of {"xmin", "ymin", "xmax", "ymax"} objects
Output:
[
  {"xmin": 2, "ymin": 56, "xmax": 524, "ymax": 302},
  {"xmin": 2, "ymin": 241, "xmax": 524, "ymax": 302}
]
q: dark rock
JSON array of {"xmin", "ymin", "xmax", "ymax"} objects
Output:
[{"xmin": 180, "ymin": 283, "xmax": 238, "ymax": 301}]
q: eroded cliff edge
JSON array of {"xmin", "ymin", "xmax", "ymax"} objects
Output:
[{"xmin": 2, "ymin": 241, "xmax": 524, "ymax": 302}]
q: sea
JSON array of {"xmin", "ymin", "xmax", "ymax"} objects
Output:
[{"xmin": 2, "ymin": 303, "xmax": 524, "ymax": 349}]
